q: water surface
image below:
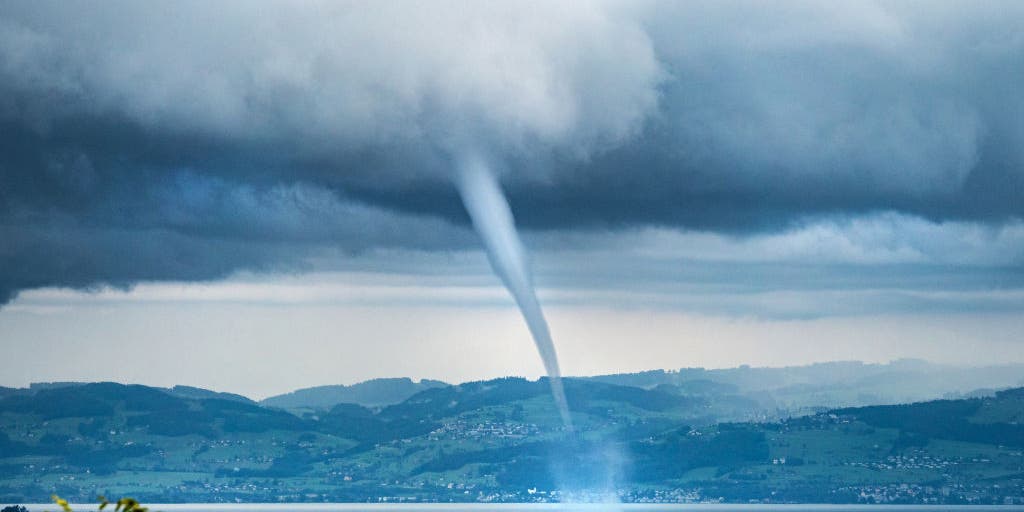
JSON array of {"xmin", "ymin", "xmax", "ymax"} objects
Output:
[{"xmin": 17, "ymin": 505, "xmax": 1024, "ymax": 512}]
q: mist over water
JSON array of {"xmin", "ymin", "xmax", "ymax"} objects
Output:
[{"xmin": 456, "ymin": 154, "xmax": 573, "ymax": 430}]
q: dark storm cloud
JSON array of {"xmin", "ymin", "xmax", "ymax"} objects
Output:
[{"xmin": 1, "ymin": 1, "xmax": 1022, "ymax": 303}]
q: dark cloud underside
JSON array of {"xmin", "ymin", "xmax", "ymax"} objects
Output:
[{"xmin": 1, "ymin": 1, "xmax": 1022, "ymax": 303}]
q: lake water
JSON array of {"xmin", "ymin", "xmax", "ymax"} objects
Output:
[{"xmin": 14, "ymin": 505, "xmax": 1024, "ymax": 512}]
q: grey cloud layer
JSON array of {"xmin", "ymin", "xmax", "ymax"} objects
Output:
[{"xmin": 1, "ymin": 1, "xmax": 1022, "ymax": 303}]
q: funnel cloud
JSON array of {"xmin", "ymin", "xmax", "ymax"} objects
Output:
[{"xmin": 456, "ymin": 154, "xmax": 572, "ymax": 429}]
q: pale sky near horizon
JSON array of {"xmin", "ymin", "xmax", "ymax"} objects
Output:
[
  {"xmin": 2, "ymin": 264, "xmax": 1022, "ymax": 400},
  {"xmin": 2, "ymin": 2, "xmax": 1023, "ymax": 397}
]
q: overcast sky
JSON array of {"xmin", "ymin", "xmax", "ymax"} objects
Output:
[{"xmin": 1, "ymin": 1, "xmax": 1022, "ymax": 398}]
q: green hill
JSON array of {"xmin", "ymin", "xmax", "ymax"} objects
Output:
[
  {"xmin": 260, "ymin": 377, "xmax": 449, "ymax": 411},
  {"xmin": 164, "ymin": 385, "xmax": 255, "ymax": 405},
  {"xmin": 1, "ymin": 376, "xmax": 1022, "ymax": 504}
]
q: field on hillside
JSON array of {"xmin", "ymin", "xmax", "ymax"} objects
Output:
[{"xmin": 1, "ymin": 382, "xmax": 1022, "ymax": 504}]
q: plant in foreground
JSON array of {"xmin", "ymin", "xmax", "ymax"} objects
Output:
[{"xmin": 48, "ymin": 495, "xmax": 151, "ymax": 512}]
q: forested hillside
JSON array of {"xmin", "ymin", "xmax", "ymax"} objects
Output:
[{"xmin": 1, "ymin": 377, "xmax": 1022, "ymax": 504}]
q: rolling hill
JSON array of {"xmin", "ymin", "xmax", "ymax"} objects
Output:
[
  {"xmin": 260, "ymin": 377, "xmax": 449, "ymax": 411},
  {"xmin": 1, "ymin": 373, "xmax": 1022, "ymax": 504}
]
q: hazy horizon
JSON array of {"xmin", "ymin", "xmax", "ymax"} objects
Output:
[{"xmin": 4, "ymin": 354, "xmax": 1022, "ymax": 402}]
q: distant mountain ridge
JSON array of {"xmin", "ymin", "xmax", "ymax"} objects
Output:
[
  {"xmin": 6, "ymin": 359, "xmax": 1022, "ymax": 415},
  {"xmin": 260, "ymin": 377, "xmax": 449, "ymax": 410},
  {"xmin": 586, "ymin": 359, "xmax": 1024, "ymax": 409},
  {"xmin": 1, "ymin": 381, "xmax": 256, "ymax": 405}
]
